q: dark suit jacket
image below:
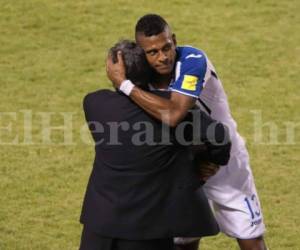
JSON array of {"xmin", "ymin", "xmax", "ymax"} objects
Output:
[{"xmin": 80, "ymin": 89, "xmax": 229, "ymax": 240}]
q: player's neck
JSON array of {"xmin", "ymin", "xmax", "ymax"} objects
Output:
[{"xmin": 152, "ymin": 74, "xmax": 172, "ymax": 90}]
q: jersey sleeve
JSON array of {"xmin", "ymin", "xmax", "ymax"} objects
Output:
[{"xmin": 169, "ymin": 53, "xmax": 210, "ymax": 98}]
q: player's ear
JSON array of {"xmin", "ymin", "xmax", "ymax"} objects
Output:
[{"xmin": 172, "ymin": 33, "xmax": 177, "ymax": 46}]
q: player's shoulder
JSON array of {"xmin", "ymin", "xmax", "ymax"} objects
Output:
[{"xmin": 176, "ymin": 46, "xmax": 207, "ymax": 62}]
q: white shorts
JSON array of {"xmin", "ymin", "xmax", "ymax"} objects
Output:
[{"xmin": 174, "ymin": 148, "xmax": 266, "ymax": 244}]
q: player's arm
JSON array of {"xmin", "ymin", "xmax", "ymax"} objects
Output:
[
  {"xmin": 130, "ymin": 88, "xmax": 195, "ymax": 127},
  {"xmin": 106, "ymin": 51, "xmax": 206, "ymax": 127},
  {"xmin": 106, "ymin": 52, "xmax": 195, "ymax": 126}
]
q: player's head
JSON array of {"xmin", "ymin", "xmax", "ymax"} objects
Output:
[
  {"xmin": 109, "ymin": 40, "xmax": 151, "ymax": 90},
  {"xmin": 135, "ymin": 14, "xmax": 177, "ymax": 75}
]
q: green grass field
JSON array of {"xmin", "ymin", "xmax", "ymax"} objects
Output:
[{"xmin": 0, "ymin": 0, "xmax": 299, "ymax": 249}]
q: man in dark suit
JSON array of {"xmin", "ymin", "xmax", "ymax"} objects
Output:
[{"xmin": 79, "ymin": 40, "xmax": 231, "ymax": 250}]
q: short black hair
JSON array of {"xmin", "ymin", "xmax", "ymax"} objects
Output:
[
  {"xmin": 109, "ymin": 40, "xmax": 151, "ymax": 90},
  {"xmin": 135, "ymin": 14, "xmax": 169, "ymax": 37}
]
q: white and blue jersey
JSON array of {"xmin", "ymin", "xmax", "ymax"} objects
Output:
[
  {"xmin": 171, "ymin": 46, "xmax": 265, "ymax": 240},
  {"xmin": 170, "ymin": 46, "xmax": 245, "ymax": 154}
]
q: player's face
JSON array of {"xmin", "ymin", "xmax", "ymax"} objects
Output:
[{"xmin": 136, "ymin": 29, "xmax": 177, "ymax": 75}]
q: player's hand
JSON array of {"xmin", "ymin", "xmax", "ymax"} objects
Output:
[
  {"xmin": 106, "ymin": 51, "xmax": 126, "ymax": 88},
  {"xmin": 197, "ymin": 161, "xmax": 220, "ymax": 182}
]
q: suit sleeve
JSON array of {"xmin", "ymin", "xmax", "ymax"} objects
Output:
[
  {"xmin": 82, "ymin": 93, "xmax": 102, "ymax": 144},
  {"xmin": 83, "ymin": 93, "xmax": 92, "ymax": 124},
  {"xmin": 185, "ymin": 110, "xmax": 231, "ymax": 166}
]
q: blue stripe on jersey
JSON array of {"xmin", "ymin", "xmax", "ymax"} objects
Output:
[{"xmin": 169, "ymin": 46, "xmax": 207, "ymax": 98}]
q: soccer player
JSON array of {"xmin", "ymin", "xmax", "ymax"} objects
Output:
[{"xmin": 106, "ymin": 14, "xmax": 267, "ymax": 250}]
